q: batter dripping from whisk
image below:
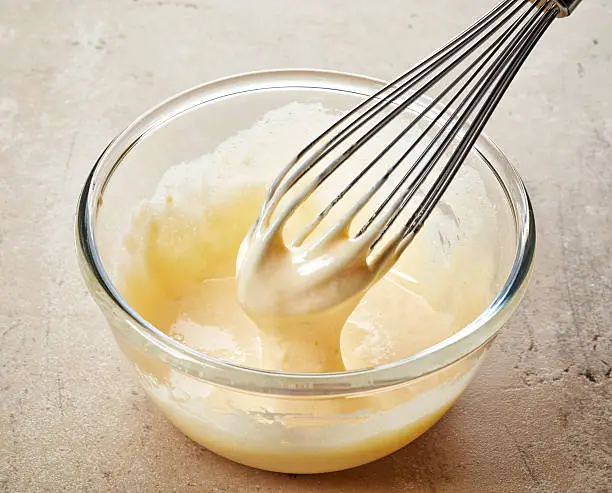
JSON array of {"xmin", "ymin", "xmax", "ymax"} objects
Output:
[{"xmin": 237, "ymin": 217, "xmax": 377, "ymax": 372}]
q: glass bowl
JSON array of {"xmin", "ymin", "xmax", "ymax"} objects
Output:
[{"xmin": 76, "ymin": 69, "xmax": 535, "ymax": 474}]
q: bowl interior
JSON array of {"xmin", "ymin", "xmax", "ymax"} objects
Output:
[{"xmin": 82, "ymin": 70, "xmax": 532, "ymax": 392}]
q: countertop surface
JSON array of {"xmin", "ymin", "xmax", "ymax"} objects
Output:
[{"xmin": 1, "ymin": 1, "xmax": 611, "ymax": 491}]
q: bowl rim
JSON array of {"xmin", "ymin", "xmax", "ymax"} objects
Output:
[{"xmin": 76, "ymin": 68, "xmax": 536, "ymax": 396}]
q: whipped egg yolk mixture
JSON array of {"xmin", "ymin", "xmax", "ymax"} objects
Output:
[{"xmin": 117, "ymin": 102, "xmax": 498, "ymax": 472}]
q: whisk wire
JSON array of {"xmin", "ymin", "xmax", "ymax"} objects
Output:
[
  {"xmin": 370, "ymin": 0, "xmax": 559, "ymax": 256},
  {"xmin": 291, "ymin": 1, "xmax": 536, "ymax": 248},
  {"xmin": 391, "ymin": 2, "xmax": 559, "ymax": 259},
  {"xmin": 255, "ymin": 0, "xmax": 567, "ymax": 269},
  {"xmin": 303, "ymin": 1, "xmax": 541, "ymax": 247},
  {"xmin": 260, "ymin": 0, "xmax": 525, "ymax": 229}
]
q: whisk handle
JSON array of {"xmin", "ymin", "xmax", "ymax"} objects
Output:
[
  {"xmin": 555, "ymin": 0, "xmax": 583, "ymax": 16},
  {"xmin": 533, "ymin": 0, "xmax": 583, "ymax": 17}
]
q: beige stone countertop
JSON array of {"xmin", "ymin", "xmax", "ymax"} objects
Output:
[{"xmin": 1, "ymin": 1, "xmax": 611, "ymax": 491}]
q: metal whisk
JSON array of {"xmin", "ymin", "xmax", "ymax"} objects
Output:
[{"xmin": 250, "ymin": 0, "xmax": 581, "ymax": 280}]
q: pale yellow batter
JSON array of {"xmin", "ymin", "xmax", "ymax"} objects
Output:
[{"xmin": 118, "ymin": 102, "xmax": 499, "ymax": 472}]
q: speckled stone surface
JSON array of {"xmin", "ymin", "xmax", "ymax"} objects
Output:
[{"xmin": 1, "ymin": 1, "xmax": 611, "ymax": 491}]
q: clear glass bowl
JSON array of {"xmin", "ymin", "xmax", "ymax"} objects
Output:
[{"xmin": 76, "ymin": 69, "xmax": 535, "ymax": 474}]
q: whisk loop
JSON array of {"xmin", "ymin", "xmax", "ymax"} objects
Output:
[{"xmin": 252, "ymin": 0, "xmax": 578, "ymax": 272}]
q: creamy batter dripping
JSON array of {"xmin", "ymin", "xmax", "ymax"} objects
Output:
[{"xmin": 236, "ymin": 223, "xmax": 377, "ymax": 372}]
